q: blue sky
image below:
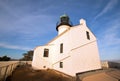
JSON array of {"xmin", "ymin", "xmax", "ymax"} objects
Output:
[{"xmin": 0, "ymin": 0, "xmax": 120, "ymax": 60}]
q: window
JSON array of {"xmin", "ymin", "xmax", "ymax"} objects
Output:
[
  {"xmin": 86, "ymin": 31, "xmax": 90, "ymax": 40},
  {"xmin": 60, "ymin": 62, "xmax": 63, "ymax": 68},
  {"xmin": 61, "ymin": 17, "xmax": 69, "ymax": 23},
  {"xmin": 43, "ymin": 66, "xmax": 46, "ymax": 68},
  {"xmin": 60, "ymin": 43, "xmax": 63, "ymax": 53},
  {"xmin": 43, "ymin": 48, "xmax": 49, "ymax": 57}
]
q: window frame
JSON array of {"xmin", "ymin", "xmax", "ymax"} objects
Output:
[
  {"xmin": 43, "ymin": 48, "xmax": 49, "ymax": 57},
  {"xmin": 60, "ymin": 43, "xmax": 63, "ymax": 53},
  {"xmin": 60, "ymin": 62, "xmax": 63, "ymax": 68},
  {"xmin": 86, "ymin": 31, "xmax": 90, "ymax": 40}
]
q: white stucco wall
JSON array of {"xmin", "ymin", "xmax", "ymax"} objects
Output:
[
  {"xmin": 48, "ymin": 24, "xmax": 100, "ymax": 76},
  {"xmin": 69, "ymin": 25, "xmax": 96, "ymax": 50},
  {"xmin": 52, "ymin": 55, "xmax": 75, "ymax": 76},
  {"xmin": 51, "ymin": 42, "xmax": 101, "ymax": 76},
  {"xmin": 48, "ymin": 30, "xmax": 72, "ymax": 63},
  {"xmin": 32, "ymin": 45, "xmax": 54, "ymax": 69},
  {"xmin": 70, "ymin": 41, "xmax": 101, "ymax": 75}
]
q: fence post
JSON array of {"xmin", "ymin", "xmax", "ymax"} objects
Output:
[
  {"xmin": 0, "ymin": 68, "xmax": 1, "ymax": 75},
  {"xmin": 3, "ymin": 65, "xmax": 9, "ymax": 81},
  {"xmin": 10, "ymin": 64, "xmax": 13, "ymax": 75}
]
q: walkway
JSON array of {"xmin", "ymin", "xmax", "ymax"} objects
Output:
[{"xmin": 77, "ymin": 68, "xmax": 120, "ymax": 81}]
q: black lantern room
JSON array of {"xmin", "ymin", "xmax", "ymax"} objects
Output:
[{"xmin": 56, "ymin": 14, "xmax": 72, "ymax": 31}]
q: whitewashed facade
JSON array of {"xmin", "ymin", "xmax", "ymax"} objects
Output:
[{"xmin": 32, "ymin": 15, "xmax": 101, "ymax": 76}]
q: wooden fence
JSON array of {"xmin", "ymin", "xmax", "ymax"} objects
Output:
[{"xmin": 0, "ymin": 61, "xmax": 31, "ymax": 81}]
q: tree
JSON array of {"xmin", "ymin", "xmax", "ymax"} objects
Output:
[
  {"xmin": 0, "ymin": 55, "xmax": 11, "ymax": 61},
  {"xmin": 20, "ymin": 50, "xmax": 33, "ymax": 61}
]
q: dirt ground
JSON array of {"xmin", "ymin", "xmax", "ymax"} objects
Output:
[
  {"xmin": 6, "ymin": 65, "xmax": 74, "ymax": 81},
  {"xmin": 6, "ymin": 64, "xmax": 120, "ymax": 81}
]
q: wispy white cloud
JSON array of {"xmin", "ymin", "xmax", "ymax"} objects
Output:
[
  {"xmin": 0, "ymin": 1, "xmax": 20, "ymax": 18},
  {"xmin": 0, "ymin": 42, "xmax": 32, "ymax": 51},
  {"xmin": 0, "ymin": 0, "xmax": 57, "ymax": 52},
  {"xmin": 94, "ymin": 0, "xmax": 118, "ymax": 20},
  {"xmin": 98, "ymin": 18, "xmax": 120, "ymax": 47},
  {"xmin": 98, "ymin": 17, "xmax": 120, "ymax": 60}
]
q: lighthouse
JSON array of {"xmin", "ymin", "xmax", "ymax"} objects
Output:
[{"xmin": 32, "ymin": 14, "xmax": 101, "ymax": 76}]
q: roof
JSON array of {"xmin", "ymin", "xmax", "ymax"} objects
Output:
[
  {"xmin": 46, "ymin": 26, "xmax": 71, "ymax": 45},
  {"xmin": 60, "ymin": 14, "xmax": 69, "ymax": 18}
]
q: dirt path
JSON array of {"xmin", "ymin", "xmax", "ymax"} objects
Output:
[{"xmin": 6, "ymin": 65, "xmax": 74, "ymax": 81}]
